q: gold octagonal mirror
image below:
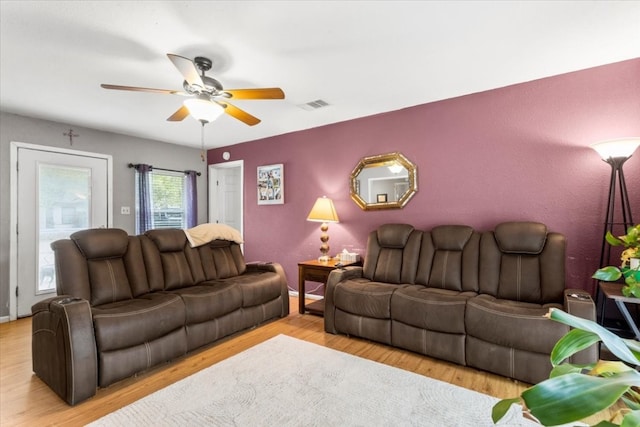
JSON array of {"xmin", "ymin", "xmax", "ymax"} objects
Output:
[{"xmin": 350, "ymin": 152, "xmax": 418, "ymax": 210}]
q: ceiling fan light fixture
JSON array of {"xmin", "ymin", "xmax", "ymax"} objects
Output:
[{"xmin": 184, "ymin": 95, "xmax": 224, "ymax": 123}]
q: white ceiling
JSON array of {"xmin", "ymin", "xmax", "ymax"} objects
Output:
[{"xmin": 1, "ymin": 1, "xmax": 639, "ymax": 149}]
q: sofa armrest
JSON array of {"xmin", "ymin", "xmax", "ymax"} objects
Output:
[
  {"xmin": 324, "ymin": 266, "xmax": 363, "ymax": 334},
  {"xmin": 246, "ymin": 262, "xmax": 290, "ymax": 316},
  {"xmin": 246, "ymin": 261, "xmax": 279, "ymax": 274},
  {"xmin": 562, "ymin": 289, "xmax": 598, "ymax": 364},
  {"xmin": 32, "ymin": 296, "xmax": 97, "ymax": 405},
  {"xmin": 563, "ymin": 289, "xmax": 596, "ymax": 321}
]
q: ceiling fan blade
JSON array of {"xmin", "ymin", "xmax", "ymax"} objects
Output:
[
  {"xmin": 101, "ymin": 84, "xmax": 188, "ymax": 95},
  {"xmin": 219, "ymin": 101, "xmax": 261, "ymax": 126},
  {"xmin": 166, "ymin": 105, "xmax": 190, "ymax": 122},
  {"xmin": 223, "ymin": 88, "xmax": 285, "ymax": 100},
  {"xmin": 167, "ymin": 54, "xmax": 204, "ymax": 88}
]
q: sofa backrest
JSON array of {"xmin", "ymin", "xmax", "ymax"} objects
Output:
[
  {"xmin": 144, "ymin": 229, "xmax": 196, "ymax": 290},
  {"xmin": 416, "ymin": 225, "xmax": 480, "ymax": 292},
  {"xmin": 363, "ymin": 221, "xmax": 566, "ymax": 303},
  {"xmin": 479, "ymin": 222, "xmax": 565, "ymax": 304},
  {"xmin": 362, "ymin": 224, "xmax": 422, "ymax": 284},
  {"xmin": 197, "ymin": 240, "xmax": 247, "ymax": 280},
  {"xmin": 50, "ymin": 227, "xmax": 252, "ymax": 307},
  {"xmin": 63, "ymin": 228, "xmax": 147, "ymax": 306}
]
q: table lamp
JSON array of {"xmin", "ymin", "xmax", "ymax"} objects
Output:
[{"xmin": 306, "ymin": 196, "xmax": 339, "ymax": 262}]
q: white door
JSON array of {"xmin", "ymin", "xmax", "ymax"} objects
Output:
[
  {"xmin": 209, "ymin": 161, "xmax": 243, "ymax": 236},
  {"xmin": 13, "ymin": 145, "xmax": 110, "ymax": 317}
]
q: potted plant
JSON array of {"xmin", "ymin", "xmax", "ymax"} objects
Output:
[
  {"xmin": 492, "ymin": 309, "xmax": 640, "ymax": 426},
  {"xmin": 593, "ymin": 225, "xmax": 640, "ymax": 298}
]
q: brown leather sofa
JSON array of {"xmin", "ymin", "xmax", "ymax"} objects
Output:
[
  {"xmin": 324, "ymin": 222, "xmax": 597, "ymax": 384},
  {"xmin": 31, "ymin": 228, "xmax": 289, "ymax": 405}
]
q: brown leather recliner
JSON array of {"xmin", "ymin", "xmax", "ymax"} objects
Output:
[
  {"xmin": 465, "ymin": 222, "xmax": 596, "ymax": 384},
  {"xmin": 32, "ymin": 228, "xmax": 289, "ymax": 405},
  {"xmin": 325, "ymin": 222, "xmax": 597, "ymax": 384}
]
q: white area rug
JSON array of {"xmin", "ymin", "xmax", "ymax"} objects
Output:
[{"xmin": 88, "ymin": 334, "xmax": 537, "ymax": 426}]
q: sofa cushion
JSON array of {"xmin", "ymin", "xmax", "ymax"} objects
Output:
[
  {"xmin": 416, "ymin": 225, "xmax": 480, "ymax": 292},
  {"xmin": 87, "ymin": 258, "xmax": 133, "ymax": 306},
  {"xmin": 92, "ymin": 293, "xmax": 186, "ymax": 352},
  {"xmin": 391, "ymin": 286, "xmax": 475, "ymax": 334},
  {"xmin": 431, "ymin": 225, "xmax": 475, "ymax": 251},
  {"xmin": 145, "ymin": 229, "xmax": 188, "ymax": 252},
  {"xmin": 198, "ymin": 241, "xmax": 246, "ymax": 280},
  {"xmin": 333, "ymin": 278, "xmax": 401, "ymax": 319},
  {"xmin": 145, "ymin": 229, "xmax": 195, "ymax": 290},
  {"xmin": 494, "ymin": 222, "xmax": 547, "ymax": 255},
  {"xmin": 71, "ymin": 228, "xmax": 129, "ymax": 259},
  {"xmin": 377, "ymin": 224, "xmax": 415, "ymax": 248},
  {"xmin": 159, "ymin": 252, "xmax": 195, "ymax": 290},
  {"xmin": 171, "ymin": 282, "xmax": 242, "ymax": 325},
  {"xmin": 124, "ymin": 236, "xmax": 152, "ymax": 297},
  {"xmin": 363, "ymin": 225, "xmax": 422, "ymax": 284},
  {"xmin": 218, "ymin": 271, "xmax": 283, "ymax": 307},
  {"xmin": 480, "ymin": 225, "xmax": 565, "ymax": 304},
  {"xmin": 71, "ymin": 229, "xmax": 134, "ymax": 305},
  {"xmin": 465, "ymin": 294, "xmax": 566, "ymax": 354}
]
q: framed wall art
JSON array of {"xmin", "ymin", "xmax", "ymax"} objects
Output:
[{"xmin": 257, "ymin": 163, "xmax": 284, "ymax": 205}]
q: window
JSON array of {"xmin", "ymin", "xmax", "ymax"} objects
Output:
[{"xmin": 135, "ymin": 169, "xmax": 187, "ymax": 232}]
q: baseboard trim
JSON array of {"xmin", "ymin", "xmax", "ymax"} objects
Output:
[
  {"xmin": 0, "ymin": 316, "xmax": 10, "ymax": 324},
  {"xmin": 288, "ymin": 291, "xmax": 322, "ymax": 300}
]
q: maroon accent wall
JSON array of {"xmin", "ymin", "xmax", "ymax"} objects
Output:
[{"xmin": 209, "ymin": 58, "xmax": 640, "ymax": 294}]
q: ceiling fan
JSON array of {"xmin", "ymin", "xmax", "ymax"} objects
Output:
[{"xmin": 101, "ymin": 54, "xmax": 285, "ymax": 126}]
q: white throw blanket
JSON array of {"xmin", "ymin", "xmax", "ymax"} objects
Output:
[{"xmin": 184, "ymin": 223, "xmax": 244, "ymax": 247}]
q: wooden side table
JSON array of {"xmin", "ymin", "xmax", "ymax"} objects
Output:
[
  {"xmin": 298, "ymin": 259, "xmax": 360, "ymax": 316},
  {"xmin": 599, "ymin": 281, "xmax": 640, "ymax": 340}
]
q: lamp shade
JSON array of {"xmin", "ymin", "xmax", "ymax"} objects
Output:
[
  {"xmin": 307, "ymin": 196, "xmax": 339, "ymax": 223},
  {"xmin": 590, "ymin": 138, "xmax": 640, "ymax": 160},
  {"xmin": 184, "ymin": 96, "xmax": 225, "ymax": 123}
]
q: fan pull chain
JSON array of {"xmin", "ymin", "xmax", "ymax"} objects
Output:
[{"xmin": 200, "ymin": 122, "xmax": 206, "ymax": 162}]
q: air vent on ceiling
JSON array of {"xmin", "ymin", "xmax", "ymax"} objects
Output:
[{"xmin": 298, "ymin": 99, "xmax": 330, "ymax": 111}]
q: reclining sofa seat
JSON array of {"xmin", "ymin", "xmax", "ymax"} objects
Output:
[
  {"xmin": 391, "ymin": 225, "xmax": 480, "ymax": 366},
  {"xmin": 465, "ymin": 222, "xmax": 594, "ymax": 384},
  {"xmin": 32, "ymin": 227, "xmax": 289, "ymax": 405},
  {"xmin": 325, "ymin": 224, "xmax": 422, "ymax": 344},
  {"xmin": 325, "ymin": 222, "xmax": 597, "ymax": 385}
]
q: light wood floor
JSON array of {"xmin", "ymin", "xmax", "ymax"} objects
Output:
[{"xmin": 1, "ymin": 296, "xmax": 619, "ymax": 426}]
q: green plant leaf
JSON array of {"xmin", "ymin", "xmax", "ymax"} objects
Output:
[
  {"xmin": 622, "ymin": 338, "xmax": 640, "ymax": 359},
  {"xmin": 550, "ymin": 328, "xmax": 601, "ymax": 366},
  {"xmin": 606, "ymin": 231, "xmax": 625, "ymax": 247},
  {"xmin": 624, "ymin": 338, "xmax": 640, "ymax": 351},
  {"xmin": 550, "ymin": 363, "xmax": 588, "ymax": 378},
  {"xmin": 593, "ymin": 266, "xmax": 623, "ymax": 281},
  {"xmin": 521, "ymin": 371, "xmax": 640, "ymax": 425},
  {"xmin": 548, "ymin": 309, "xmax": 640, "ymax": 366},
  {"xmin": 620, "ymin": 410, "xmax": 640, "ymax": 427},
  {"xmin": 591, "ymin": 421, "xmax": 619, "ymax": 427},
  {"xmin": 590, "ymin": 360, "xmax": 634, "ymax": 376},
  {"xmin": 622, "ymin": 389, "xmax": 640, "ymax": 410},
  {"xmin": 622, "ymin": 283, "xmax": 640, "ymax": 297},
  {"xmin": 621, "ymin": 269, "xmax": 640, "ymax": 289},
  {"xmin": 491, "ymin": 397, "xmax": 521, "ymax": 423}
]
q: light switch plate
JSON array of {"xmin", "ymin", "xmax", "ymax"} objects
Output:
[{"xmin": 121, "ymin": 206, "xmax": 131, "ymax": 215}]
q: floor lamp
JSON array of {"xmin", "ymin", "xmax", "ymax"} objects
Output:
[{"xmin": 591, "ymin": 137, "xmax": 640, "ymax": 326}]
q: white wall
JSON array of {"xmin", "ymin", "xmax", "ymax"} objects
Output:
[{"xmin": 0, "ymin": 112, "xmax": 208, "ymax": 318}]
